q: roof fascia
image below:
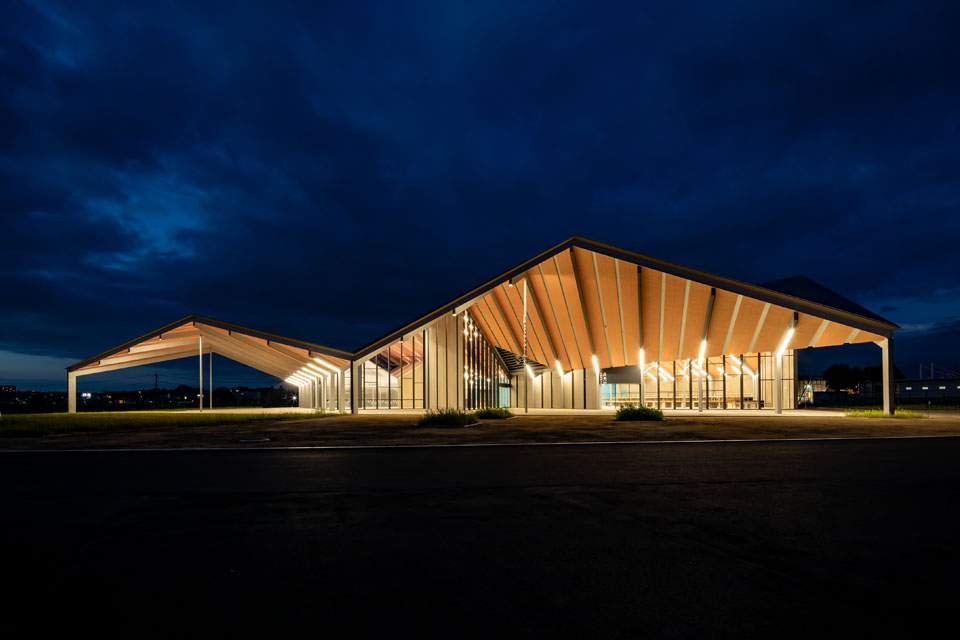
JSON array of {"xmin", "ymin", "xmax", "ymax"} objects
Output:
[
  {"xmin": 571, "ymin": 238, "xmax": 899, "ymax": 338},
  {"xmin": 351, "ymin": 237, "xmax": 579, "ymax": 359}
]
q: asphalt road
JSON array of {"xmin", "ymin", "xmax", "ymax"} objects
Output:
[{"xmin": 2, "ymin": 439, "xmax": 958, "ymax": 636}]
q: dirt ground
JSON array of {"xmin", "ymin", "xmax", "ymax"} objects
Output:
[{"xmin": 3, "ymin": 410, "xmax": 960, "ymax": 450}]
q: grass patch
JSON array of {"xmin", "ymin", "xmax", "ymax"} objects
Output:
[
  {"xmin": 844, "ymin": 409, "xmax": 926, "ymax": 418},
  {"xmin": 417, "ymin": 409, "xmax": 478, "ymax": 427},
  {"xmin": 473, "ymin": 408, "xmax": 514, "ymax": 420},
  {"xmin": 614, "ymin": 404, "xmax": 665, "ymax": 421},
  {"xmin": 0, "ymin": 410, "xmax": 339, "ymax": 438}
]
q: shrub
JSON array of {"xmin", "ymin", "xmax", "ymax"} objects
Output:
[
  {"xmin": 473, "ymin": 408, "xmax": 514, "ymax": 419},
  {"xmin": 417, "ymin": 408, "xmax": 478, "ymax": 427},
  {"xmin": 614, "ymin": 404, "xmax": 665, "ymax": 421},
  {"xmin": 844, "ymin": 409, "xmax": 925, "ymax": 418}
]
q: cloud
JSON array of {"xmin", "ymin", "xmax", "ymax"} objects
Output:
[{"xmin": 1, "ymin": 0, "xmax": 959, "ymax": 386}]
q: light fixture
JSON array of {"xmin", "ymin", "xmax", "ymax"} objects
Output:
[
  {"xmin": 639, "ymin": 348, "xmax": 645, "ymax": 371},
  {"xmin": 555, "ymin": 360, "xmax": 564, "ymax": 376},
  {"xmin": 776, "ymin": 328, "xmax": 795, "ymax": 359},
  {"xmin": 312, "ymin": 357, "xmax": 340, "ymax": 374},
  {"xmin": 592, "ymin": 354, "xmax": 599, "ymax": 373},
  {"xmin": 526, "ymin": 364, "xmax": 535, "ymax": 379},
  {"xmin": 728, "ymin": 354, "xmax": 742, "ymax": 366}
]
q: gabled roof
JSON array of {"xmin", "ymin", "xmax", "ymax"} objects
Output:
[
  {"xmin": 353, "ymin": 236, "xmax": 899, "ymax": 362},
  {"xmin": 759, "ymin": 275, "xmax": 893, "ymax": 326},
  {"xmin": 67, "ymin": 314, "xmax": 351, "ymax": 376}
]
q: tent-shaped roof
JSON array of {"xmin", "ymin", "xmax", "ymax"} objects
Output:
[
  {"xmin": 354, "ymin": 237, "xmax": 898, "ymax": 370},
  {"xmin": 67, "ymin": 315, "xmax": 351, "ymax": 383}
]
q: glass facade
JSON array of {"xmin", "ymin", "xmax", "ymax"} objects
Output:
[
  {"xmin": 359, "ymin": 329, "xmax": 426, "ymax": 409},
  {"xmin": 600, "ymin": 351, "xmax": 796, "ymax": 410},
  {"xmin": 357, "ymin": 314, "xmax": 509, "ymax": 410},
  {"xmin": 463, "ymin": 312, "xmax": 507, "ymax": 410}
]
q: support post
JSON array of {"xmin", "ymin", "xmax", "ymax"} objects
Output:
[
  {"xmin": 209, "ymin": 350, "xmax": 213, "ymax": 410},
  {"xmin": 774, "ymin": 313, "xmax": 798, "ymax": 415},
  {"xmin": 351, "ymin": 360, "xmax": 361, "ymax": 414},
  {"xmin": 774, "ymin": 351, "xmax": 783, "ymax": 415},
  {"xmin": 697, "ymin": 364, "xmax": 703, "ymax": 412},
  {"xmin": 67, "ymin": 372, "xmax": 77, "ymax": 413},
  {"xmin": 523, "ymin": 279, "xmax": 529, "ymax": 414},
  {"xmin": 881, "ymin": 337, "xmax": 895, "ymax": 415},
  {"xmin": 338, "ymin": 371, "xmax": 346, "ymax": 413},
  {"xmin": 199, "ymin": 336, "xmax": 203, "ymax": 413}
]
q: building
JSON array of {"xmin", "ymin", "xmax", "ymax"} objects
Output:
[{"xmin": 66, "ymin": 237, "xmax": 900, "ymax": 414}]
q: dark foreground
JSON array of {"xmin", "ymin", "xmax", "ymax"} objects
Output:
[{"xmin": 2, "ymin": 439, "xmax": 958, "ymax": 636}]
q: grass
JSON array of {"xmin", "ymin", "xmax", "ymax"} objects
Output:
[
  {"xmin": 0, "ymin": 410, "xmax": 339, "ymax": 437},
  {"xmin": 473, "ymin": 408, "xmax": 514, "ymax": 419},
  {"xmin": 417, "ymin": 409, "xmax": 478, "ymax": 427},
  {"xmin": 844, "ymin": 409, "xmax": 926, "ymax": 419},
  {"xmin": 614, "ymin": 404, "xmax": 666, "ymax": 421}
]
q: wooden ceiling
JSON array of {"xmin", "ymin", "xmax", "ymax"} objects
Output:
[{"xmin": 467, "ymin": 247, "xmax": 886, "ymax": 371}]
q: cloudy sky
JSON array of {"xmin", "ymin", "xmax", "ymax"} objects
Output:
[{"xmin": 2, "ymin": 0, "xmax": 959, "ymax": 390}]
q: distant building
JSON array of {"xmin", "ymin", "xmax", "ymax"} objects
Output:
[
  {"xmin": 890, "ymin": 379, "xmax": 960, "ymax": 401},
  {"xmin": 0, "ymin": 385, "xmax": 14, "ymax": 392}
]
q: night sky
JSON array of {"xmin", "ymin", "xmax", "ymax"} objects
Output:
[{"xmin": 3, "ymin": 1, "xmax": 959, "ymax": 390}]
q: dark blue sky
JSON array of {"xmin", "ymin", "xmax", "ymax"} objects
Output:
[{"xmin": 2, "ymin": 0, "xmax": 959, "ymax": 390}]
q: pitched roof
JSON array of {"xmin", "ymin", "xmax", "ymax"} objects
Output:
[{"xmin": 759, "ymin": 275, "xmax": 894, "ymax": 326}]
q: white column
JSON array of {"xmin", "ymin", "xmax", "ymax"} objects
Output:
[
  {"xmin": 67, "ymin": 372, "xmax": 77, "ymax": 413},
  {"xmin": 881, "ymin": 337, "xmax": 895, "ymax": 415},
  {"xmin": 338, "ymin": 371, "xmax": 346, "ymax": 412},
  {"xmin": 774, "ymin": 352, "xmax": 783, "ymax": 415},
  {"xmin": 351, "ymin": 360, "xmax": 361, "ymax": 414},
  {"xmin": 198, "ymin": 336, "xmax": 203, "ymax": 413},
  {"xmin": 209, "ymin": 350, "xmax": 213, "ymax": 410}
]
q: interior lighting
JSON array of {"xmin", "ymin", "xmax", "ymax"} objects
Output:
[
  {"xmin": 312, "ymin": 357, "xmax": 340, "ymax": 373},
  {"xmin": 639, "ymin": 348, "xmax": 645, "ymax": 371},
  {"xmin": 526, "ymin": 364, "xmax": 535, "ymax": 379},
  {"xmin": 592, "ymin": 354, "xmax": 599, "ymax": 373},
  {"xmin": 555, "ymin": 360, "xmax": 564, "ymax": 376}
]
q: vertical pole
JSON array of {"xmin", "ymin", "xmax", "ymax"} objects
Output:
[
  {"xmin": 209, "ymin": 350, "xmax": 213, "ymax": 410},
  {"xmin": 881, "ymin": 338, "xmax": 895, "ymax": 415},
  {"xmin": 198, "ymin": 336, "xmax": 203, "ymax": 413},
  {"xmin": 739, "ymin": 354, "xmax": 745, "ymax": 410},
  {"xmin": 351, "ymin": 360, "xmax": 361, "ymax": 414},
  {"xmin": 697, "ymin": 360, "xmax": 703, "ymax": 413},
  {"xmin": 775, "ymin": 351, "xmax": 783, "ymax": 415},
  {"xmin": 656, "ymin": 363, "xmax": 661, "ymax": 409},
  {"xmin": 67, "ymin": 372, "xmax": 77, "ymax": 413},
  {"xmin": 672, "ymin": 361, "xmax": 677, "ymax": 410},
  {"xmin": 722, "ymin": 355, "xmax": 726, "ymax": 409},
  {"xmin": 523, "ymin": 280, "xmax": 529, "ymax": 414}
]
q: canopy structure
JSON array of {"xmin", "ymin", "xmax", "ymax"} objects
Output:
[
  {"xmin": 67, "ymin": 237, "xmax": 899, "ymax": 414},
  {"xmin": 66, "ymin": 316, "xmax": 351, "ymax": 413},
  {"xmin": 351, "ymin": 237, "xmax": 898, "ymax": 414}
]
